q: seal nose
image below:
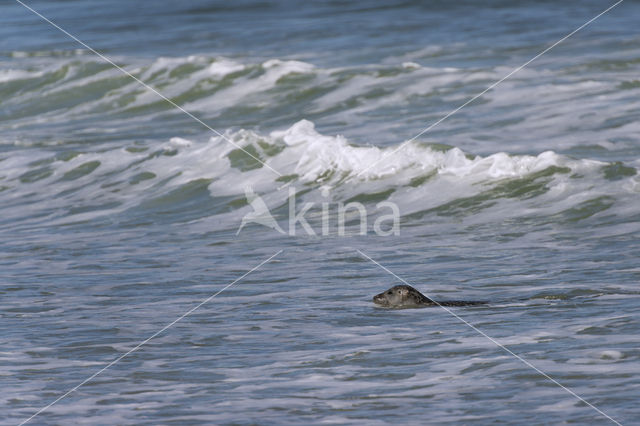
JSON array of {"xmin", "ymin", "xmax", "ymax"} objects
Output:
[{"xmin": 373, "ymin": 292, "xmax": 384, "ymax": 304}]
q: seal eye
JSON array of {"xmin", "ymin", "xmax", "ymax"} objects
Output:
[{"xmin": 387, "ymin": 291, "xmax": 392, "ymax": 295}]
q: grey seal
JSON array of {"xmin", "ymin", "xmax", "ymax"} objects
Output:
[{"xmin": 373, "ymin": 285, "xmax": 487, "ymax": 308}]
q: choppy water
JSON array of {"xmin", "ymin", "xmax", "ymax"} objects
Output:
[{"xmin": 2, "ymin": 1, "xmax": 640, "ymax": 424}]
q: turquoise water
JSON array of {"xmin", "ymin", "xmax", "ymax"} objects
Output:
[{"xmin": 1, "ymin": 1, "xmax": 640, "ymax": 424}]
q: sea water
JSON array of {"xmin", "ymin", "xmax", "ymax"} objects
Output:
[{"xmin": 1, "ymin": 1, "xmax": 639, "ymax": 424}]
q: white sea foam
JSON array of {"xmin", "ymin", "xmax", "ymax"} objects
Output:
[
  {"xmin": 2, "ymin": 117, "xmax": 637, "ymax": 231},
  {"xmin": 206, "ymin": 58, "xmax": 246, "ymax": 78},
  {"xmin": 0, "ymin": 69, "xmax": 44, "ymax": 82}
]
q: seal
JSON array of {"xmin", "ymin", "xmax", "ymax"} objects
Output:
[{"xmin": 373, "ymin": 285, "xmax": 487, "ymax": 308}]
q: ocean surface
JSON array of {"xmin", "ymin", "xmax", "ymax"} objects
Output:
[{"xmin": 1, "ymin": 1, "xmax": 640, "ymax": 424}]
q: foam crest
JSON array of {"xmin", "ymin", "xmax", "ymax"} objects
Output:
[
  {"xmin": 0, "ymin": 69, "xmax": 44, "ymax": 82},
  {"xmin": 206, "ymin": 58, "xmax": 246, "ymax": 78},
  {"xmin": 183, "ymin": 59, "xmax": 316, "ymax": 112},
  {"xmin": 267, "ymin": 120, "xmax": 598, "ymax": 184}
]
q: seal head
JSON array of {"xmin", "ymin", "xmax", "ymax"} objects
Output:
[{"xmin": 373, "ymin": 284, "xmax": 434, "ymax": 308}]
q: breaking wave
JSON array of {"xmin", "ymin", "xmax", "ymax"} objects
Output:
[{"xmin": 1, "ymin": 118, "xmax": 638, "ymax": 231}]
